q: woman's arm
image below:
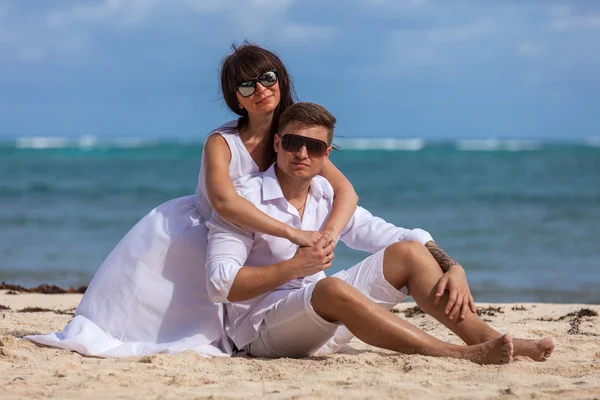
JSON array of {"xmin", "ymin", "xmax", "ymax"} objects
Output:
[
  {"xmin": 203, "ymin": 134, "xmax": 319, "ymax": 246},
  {"xmin": 319, "ymin": 158, "xmax": 359, "ymax": 238}
]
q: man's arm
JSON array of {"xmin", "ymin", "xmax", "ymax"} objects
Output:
[
  {"xmin": 206, "ymin": 213, "xmax": 335, "ymax": 303},
  {"xmin": 227, "ymin": 262, "xmax": 296, "ymax": 302},
  {"xmin": 205, "ymin": 211, "xmax": 295, "ymax": 302},
  {"xmin": 336, "ymin": 206, "xmax": 475, "ymax": 319},
  {"xmin": 424, "ymin": 241, "xmax": 459, "ymax": 272},
  {"xmin": 228, "ymin": 236, "xmax": 334, "ymax": 302},
  {"xmin": 338, "ymin": 206, "xmax": 433, "ymax": 252},
  {"xmin": 336, "ymin": 206, "xmax": 458, "ymax": 273},
  {"xmin": 205, "ymin": 212, "xmax": 255, "ymax": 303},
  {"xmin": 424, "ymin": 241, "xmax": 476, "ymax": 318}
]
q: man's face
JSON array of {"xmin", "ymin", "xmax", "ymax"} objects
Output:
[{"xmin": 274, "ymin": 121, "xmax": 332, "ymax": 181}]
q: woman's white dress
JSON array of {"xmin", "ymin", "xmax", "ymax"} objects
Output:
[{"xmin": 26, "ymin": 121, "xmax": 259, "ymax": 357}]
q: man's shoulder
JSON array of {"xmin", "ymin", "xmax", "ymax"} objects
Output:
[{"xmin": 232, "ymin": 172, "xmax": 264, "ymax": 200}]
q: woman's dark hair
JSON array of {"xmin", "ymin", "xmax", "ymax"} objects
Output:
[{"xmin": 220, "ymin": 41, "xmax": 297, "ymax": 163}]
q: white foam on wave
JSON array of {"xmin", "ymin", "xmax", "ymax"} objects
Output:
[
  {"xmin": 584, "ymin": 137, "xmax": 600, "ymax": 147},
  {"xmin": 456, "ymin": 139, "xmax": 500, "ymax": 151},
  {"xmin": 456, "ymin": 139, "xmax": 540, "ymax": 151},
  {"xmin": 503, "ymin": 140, "xmax": 541, "ymax": 151},
  {"xmin": 335, "ymin": 138, "xmax": 425, "ymax": 151},
  {"xmin": 78, "ymin": 135, "xmax": 98, "ymax": 149},
  {"xmin": 16, "ymin": 137, "xmax": 70, "ymax": 149},
  {"xmin": 14, "ymin": 136, "xmax": 160, "ymax": 150},
  {"xmin": 112, "ymin": 138, "xmax": 156, "ymax": 148}
]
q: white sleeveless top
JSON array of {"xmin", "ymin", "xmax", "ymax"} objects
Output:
[
  {"xmin": 25, "ymin": 119, "xmax": 264, "ymax": 358},
  {"xmin": 195, "ymin": 120, "xmax": 260, "ymax": 220}
]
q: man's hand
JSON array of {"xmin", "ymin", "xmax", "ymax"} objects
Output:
[
  {"xmin": 289, "ymin": 234, "xmax": 335, "ymax": 278},
  {"xmin": 434, "ymin": 264, "xmax": 476, "ymax": 320},
  {"xmin": 288, "ymin": 228, "xmax": 323, "ymax": 247}
]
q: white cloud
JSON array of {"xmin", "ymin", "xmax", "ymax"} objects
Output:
[
  {"xmin": 182, "ymin": 0, "xmax": 227, "ymax": 13},
  {"xmin": 549, "ymin": 4, "xmax": 600, "ymax": 31},
  {"xmin": 178, "ymin": 0, "xmax": 335, "ymax": 47},
  {"xmin": 425, "ymin": 19, "xmax": 496, "ymax": 44},
  {"xmin": 518, "ymin": 41, "xmax": 543, "ymax": 58},
  {"xmin": 280, "ymin": 24, "xmax": 336, "ymax": 44},
  {"xmin": 369, "ymin": 18, "xmax": 497, "ymax": 78},
  {"xmin": 0, "ymin": 2, "xmax": 90, "ymax": 63},
  {"xmin": 0, "ymin": 0, "xmax": 336, "ymax": 64},
  {"xmin": 552, "ymin": 14, "xmax": 600, "ymax": 31},
  {"xmin": 46, "ymin": 0, "xmax": 162, "ymax": 28}
]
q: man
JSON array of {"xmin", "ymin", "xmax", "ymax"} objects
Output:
[{"xmin": 205, "ymin": 102, "xmax": 554, "ymax": 364}]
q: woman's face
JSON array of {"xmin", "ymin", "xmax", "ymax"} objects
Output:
[{"xmin": 236, "ymin": 78, "xmax": 281, "ymax": 118}]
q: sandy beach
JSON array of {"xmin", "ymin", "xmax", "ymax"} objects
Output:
[{"xmin": 1, "ymin": 290, "xmax": 599, "ymax": 399}]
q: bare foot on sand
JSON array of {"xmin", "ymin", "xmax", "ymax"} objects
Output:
[
  {"xmin": 513, "ymin": 338, "xmax": 554, "ymax": 361},
  {"xmin": 468, "ymin": 334, "xmax": 513, "ymax": 365}
]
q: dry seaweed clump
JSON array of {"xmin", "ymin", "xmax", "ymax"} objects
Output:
[
  {"xmin": 0, "ymin": 282, "xmax": 87, "ymax": 294},
  {"xmin": 401, "ymin": 306, "xmax": 425, "ymax": 318},
  {"xmin": 563, "ymin": 308, "xmax": 598, "ymax": 336},
  {"xmin": 476, "ymin": 306, "xmax": 504, "ymax": 317},
  {"xmin": 18, "ymin": 307, "xmax": 54, "ymax": 313},
  {"xmin": 557, "ymin": 308, "xmax": 598, "ymax": 320},
  {"xmin": 537, "ymin": 308, "xmax": 598, "ymax": 336},
  {"xmin": 511, "ymin": 305, "xmax": 527, "ymax": 311},
  {"xmin": 17, "ymin": 307, "xmax": 75, "ymax": 316}
]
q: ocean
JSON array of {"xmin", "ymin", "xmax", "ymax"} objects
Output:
[{"xmin": 1, "ymin": 137, "xmax": 599, "ymax": 303}]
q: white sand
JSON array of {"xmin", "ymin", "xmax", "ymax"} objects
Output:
[{"xmin": 1, "ymin": 290, "xmax": 599, "ymax": 399}]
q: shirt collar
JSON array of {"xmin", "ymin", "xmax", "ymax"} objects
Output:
[{"xmin": 262, "ymin": 163, "xmax": 325, "ymax": 204}]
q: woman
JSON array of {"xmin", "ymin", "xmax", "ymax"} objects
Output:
[{"xmin": 26, "ymin": 43, "xmax": 358, "ymax": 357}]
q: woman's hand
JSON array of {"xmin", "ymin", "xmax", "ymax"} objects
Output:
[
  {"xmin": 288, "ymin": 228, "xmax": 323, "ymax": 247},
  {"xmin": 288, "ymin": 235, "xmax": 335, "ymax": 278},
  {"xmin": 321, "ymin": 229, "xmax": 340, "ymax": 242}
]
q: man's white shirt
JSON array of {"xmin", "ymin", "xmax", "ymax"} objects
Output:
[{"xmin": 205, "ymin": 164, "xmax": 433, "ymax": 350}]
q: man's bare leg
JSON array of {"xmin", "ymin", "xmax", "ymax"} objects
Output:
[
  {"xmin": 311, "ymin": 278, "xmax": 513, "ymax": 365},
  {"xmin": 381, "ymin": 241, "xmax": 554, "ymax": 361}
]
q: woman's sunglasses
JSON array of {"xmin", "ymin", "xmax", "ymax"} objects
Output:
[
  {"xmin": 236, "ymin": 70, "xmax": 278, "ymax": 97},
  {"xmin": 280, "ymin": 133, "xmax": 329, "ymax": 157}
]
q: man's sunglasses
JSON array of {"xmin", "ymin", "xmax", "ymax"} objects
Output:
[
  {"xmin": 280, "ymin": 133, "xmax": 329, "ymax": 157},
  {"xmin": 236, "ymin": 70, "xmax": 278, "ymax": 97}
]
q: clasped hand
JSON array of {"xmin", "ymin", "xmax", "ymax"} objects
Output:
[{"xmin": 289, "ymin": 234, "xmax": 335, "ymax": 279}]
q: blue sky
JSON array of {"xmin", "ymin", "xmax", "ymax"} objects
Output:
[{"xmin": 0, "ymin": 0, "xmax": 599, "ymax": 139}]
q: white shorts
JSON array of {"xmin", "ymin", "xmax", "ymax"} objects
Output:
[{"xmin": 246, "ymin": 249, "xmax": 409, "ymax": 358}]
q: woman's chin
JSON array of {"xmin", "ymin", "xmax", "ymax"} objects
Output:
[
  {"xmin": 251, "ymin": 105, "xmax": 278, "ymax": 116},
  {"xmin": 255, "ymin": 98, "xmax": 279, "ymax": 112}
]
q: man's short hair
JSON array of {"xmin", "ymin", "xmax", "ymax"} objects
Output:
[{"xmin": 278, "ymin": 102, "xmax": 336, "ymax": 145}]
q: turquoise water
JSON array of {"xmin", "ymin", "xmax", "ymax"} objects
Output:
[{"xmin": 1, "ymin": 138, "xmax": 599, "ymax": 303}]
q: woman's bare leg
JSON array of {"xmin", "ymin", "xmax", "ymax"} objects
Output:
[
  {"xmin": 311, "ymin": 278, "xmax": 513, "ymax": 365},
  {"xmin": 381, "ymin": 241, "xmax": 554, "ymax": 361}
]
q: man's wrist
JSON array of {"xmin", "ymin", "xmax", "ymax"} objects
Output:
[
  {"xmin": 445, "ymin": 264, "xmax": 463, "ymax": 273},
  {"xmin": 278, "ymin": 258, "xmax": 300, "ymax": 281}
]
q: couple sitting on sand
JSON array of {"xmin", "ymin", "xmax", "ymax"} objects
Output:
[{"xmin": 27, "ymin": 44, "xmax": 553, "ymax": 364}]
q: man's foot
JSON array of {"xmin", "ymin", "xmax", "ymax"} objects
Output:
[
  {"xmin": 468, "ymin": 334, "xmax": 513, "ymax": 365},
  {"xmin": 513, "ymin": 337, "xmax": 554, "ymax": 361}
]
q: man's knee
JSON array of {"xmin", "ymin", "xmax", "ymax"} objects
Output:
[
  {"xmin": 313, "ymin": 277, "xmax": 352, "ymax": 303},
  {"xmin": 384, "ymin": 241, "xmax": 426, "ymax": 263},
  {"xmin": 311, "ymin": 278, "xmax": 354, "ymax": 322}
]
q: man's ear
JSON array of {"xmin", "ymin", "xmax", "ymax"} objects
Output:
[
  {"xmin": 324, "ymin": 146, "xmax": 332, "ymax": 159},
  {"xmin": 273, "ymin": 133, "xmax": 281, "ymax": 153}
]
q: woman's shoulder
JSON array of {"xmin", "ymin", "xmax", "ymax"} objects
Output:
[
  {"xmin": 210, "ymin": 119, "xmax": 239, "ymax": 136},
  {"xmin": 203, "ymin": 119, "xmax": 239, "ymax": 151}
]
